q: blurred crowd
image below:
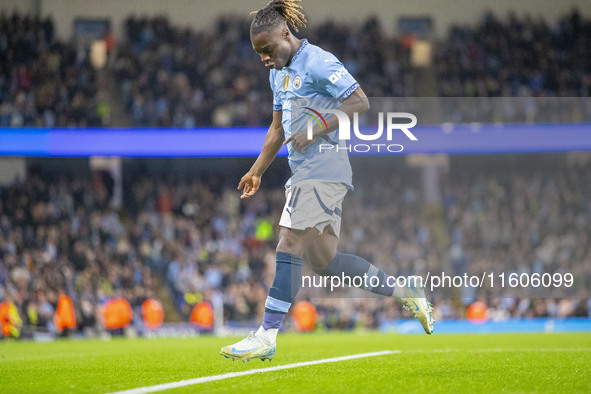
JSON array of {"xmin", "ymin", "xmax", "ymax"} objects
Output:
[
  {"xmin": 113, "ymin": 10, "xmax": 591, "ymax": 128},
  {"xmin": 307, "ymin": 157, "xmax": 591, "ymax": 328},
  {"xmin": 113, "ymin": 16, "xmax": 268, "ymax": 128},
  {"xmin": 0, "ymin": 12, "xmax": 109, "ymax": 128},
  {"xmin": 439, "ymin": 158, "xmax": 591, "ymax": 319},
  {"xmin": 436, "ymin": 10, "xmax": 591, "ymax": 97},
  {"xmin": 0, "ymin": 171, "xmax": 158, "ymax": 335},
  {"xmin": 113, "ymin": 15, "xmax": 414, "ymax": 128},
  {"xmin": 2, "ymin": 155, "xmax": 589, "ymax": 335},
  {"xmin": 2, "ymin": 10, "xmax": 590, "ymax": 128}
]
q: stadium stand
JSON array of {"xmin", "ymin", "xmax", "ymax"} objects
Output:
[
  {"xmin": 1, "ymin": 154, "xmax": 589, "ymax": 336},
  {"xmin": 0, "ymin": 9, "xmax": 590, "ymax": 336},
  {"xmin": 3, "ymin": 10, "xmax": 589, "ymax": 128},
  {"xmin": 0, "ymin": 171, "xmax": 159, "ymax": 336},
  {"xmin": 112, "ymin": 15, "xmax": 415, "ymax": 127},
  {"xmin": 435, "ymin": 10, "xmax": 591, "ymax": 97},
  {"xmin": 0, "ymin": 12, "xmax": 110, "ymax": 128}
]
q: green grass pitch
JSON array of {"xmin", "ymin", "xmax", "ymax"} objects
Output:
[{"xmin": 1, "ymin": 332, "xmax": 590, "ymax": 393}]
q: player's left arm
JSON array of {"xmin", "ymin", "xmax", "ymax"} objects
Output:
[{"xmin": 284, "ymin": 86, "xmax": 369, "ymax": 152}]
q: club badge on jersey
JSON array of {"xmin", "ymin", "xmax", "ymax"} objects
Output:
[{"xmin": 269, "ymin": 39, "xmax": 359, "ymax": 188}]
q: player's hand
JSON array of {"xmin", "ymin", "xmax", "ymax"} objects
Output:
[
  {"xmin": 237, "ymin": 172, "xmax": 261, "ymax": 199},
  {"xmin": 283, "ymin": 130, "xmax": 316, "ymax": 153}
]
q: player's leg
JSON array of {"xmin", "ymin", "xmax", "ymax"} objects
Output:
[
  {"xmin": 306, "ymin": 226, "xmax": 434, "ymax": 334},
  {"xmin": 258, "ymin": 226, "xmax": 318, "ymax": 340},
  {"xmin": 306, "ymin": 228, "xmax": 401, "ymax": 297},
  {"xmin": 220, "ymin": 225, "xmax": 316, "ymax": 361},
  {"xmin": 304, "ymin": 226, "xmax": 337, "ymax": 274}
]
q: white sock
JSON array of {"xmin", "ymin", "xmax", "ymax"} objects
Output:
[
  {"xmin": 392, "ymin": 284, "xmax": 406, "ymax": 301},
  {"xmin": 256, "ymin": 325, "xmax": 278, "ymax": 343}
]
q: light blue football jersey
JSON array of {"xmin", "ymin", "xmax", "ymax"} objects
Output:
[{"xmin": 270, "ymin": 39, "xmax": 360, "ymax": 188}]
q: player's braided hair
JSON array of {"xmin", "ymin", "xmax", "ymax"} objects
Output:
[{"xmin": 250, "ymin": 0, "xmax": 307, "ymax": 35}]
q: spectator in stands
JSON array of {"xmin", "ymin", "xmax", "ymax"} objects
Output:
[
  {"xmin": 435, "ymin": 10, "xmax": 591, "ymax": 97},
  {"xmin": 0, "ymin": 11, "xmax": 106, "ymax": 128}
]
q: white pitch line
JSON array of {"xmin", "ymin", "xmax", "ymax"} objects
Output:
[
  {"xmin": 404, "ymin": 348, "xmax": 591, "ymax": 354},
  {"xmin": 106, "ymin": 350, "xmax": 399, "ymax": 394}
]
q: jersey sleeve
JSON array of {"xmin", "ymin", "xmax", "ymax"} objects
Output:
[
  {"xmin": 311, "ymin": 51, "xmax": 360, "ymax": 98},
  {"xmin": 269, "ymin": 72, "xmax": 282, "ymax": 111}
]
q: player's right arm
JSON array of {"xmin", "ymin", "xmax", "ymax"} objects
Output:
[{"xmin": 237, "ymin": 110, "xmax": 284, "ymax": 199}]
